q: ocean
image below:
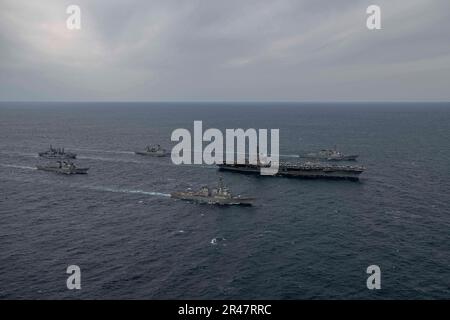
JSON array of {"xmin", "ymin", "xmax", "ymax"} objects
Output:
[{"xmin": 0, "ymin": 102, "xmax": 449, "ymax": 299}]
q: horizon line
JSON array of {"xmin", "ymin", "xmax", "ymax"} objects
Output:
[{"xmin": 1, "ymin": 100, "xmax": 450, "ymax": 104}]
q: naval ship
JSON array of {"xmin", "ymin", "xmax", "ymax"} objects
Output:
[
  {"xmin": 38, "ymin": 145, "xmax": 77, "ymax": 160},
  {"xmin": 171, "ymin": 178, "xmax": 254, "ymax": 206},
  {"xmin": 36, "ymin": 161, "xmax": 89, "ymax": 175},
  {"xmin": 302, "ymin": 147, "xmax": 358, "ymax": 161},
  {"xmin": 218, "ymin": 161, "xmax": 364, "ymax": 181},
  {"xmin": 135, "ymin": 144, "xmax": 168, "ymax": 157}
]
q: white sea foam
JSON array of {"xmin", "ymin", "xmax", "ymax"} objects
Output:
[
  {"xmin": 210, "ymin": 237, "xmax": 226, "ymax": 245},
  {"xmin": 0, "ymin": 164, "xmax": 36, "ymax": 170},
  {"xmin": 77, "ymin": 155, "xmax": 142, "ymax": 163},
  {"xmin": 0, "ymin": 151, "xmax": 37, "ymax": 158},
  {"xmin": 87, "ymin": 185, "xmax": 170, "ymax": 197},
  {"xmin": 280, "ymin": 154, "xmax": 300, "ymax": 158}
]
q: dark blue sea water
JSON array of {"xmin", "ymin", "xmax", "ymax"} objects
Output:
[{"xmin": 0, "ymin": 102, "xmax": 449, "ymax": 299}]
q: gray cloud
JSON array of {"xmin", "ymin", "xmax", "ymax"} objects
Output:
[{"xmin": 0, "ymin": 0, "xmax": 449, "ymax": 101}]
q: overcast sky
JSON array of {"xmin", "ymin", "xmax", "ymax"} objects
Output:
[{"xmin": 1, "ymin": 0, "xmax": 449, "ymax": 101}]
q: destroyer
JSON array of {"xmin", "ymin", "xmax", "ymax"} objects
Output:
[
  {"xmin": 36, "ymin": 161, "xmax": 89, "ymax": 175},
  {"xmin": 302, "ymin": 147, "xmax": 358, "ymax": 161},
  {"xmin": 39, "ymin": 145, "xmax": 77, "ymax": 159},
  {"xmin": 218, "ymin": 161, "xmax": 364, "ymax": 181},
  {"xmin": 135, "ymin": 144, "xmax": 168, "ymax": 157},
  {"xmin": 171, "ymin": 178, "xmax": 254, "ymax": 206}
]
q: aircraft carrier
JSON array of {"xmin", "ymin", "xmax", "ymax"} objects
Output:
[{"xmin": 218, "ymin": 161, "xmax": 364, "ymax": 181}]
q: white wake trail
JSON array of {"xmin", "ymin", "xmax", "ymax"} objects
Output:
[
  {"xmin": 71, "ymin": 148, "xmax": 134, "ymax": 155},
  {"xmin": 86, "ymin": 186, "xmax": 171, "ymax": 197},
  {"xmin": 0, "ymin": 164, "xmax": 36, "ymax": 170}
]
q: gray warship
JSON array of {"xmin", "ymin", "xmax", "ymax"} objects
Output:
[
  {"xmin": 135, "ymin": 144, "xmax": 168, "ymax": 157},
  {"xmin": 36, "ymin": 161, "xmax": 89, "ymax": 175},
  {"xmin": 171, "ymin": 178, "xmax": 254, "ymax": 206},
  {"xmin": 302, "ymin": 147, "xmax": 358, "ymax": 161},
  {"xmin": 218, "ymin": 161, "xmax": 364, "ymax": 181},
  {"xmin": 38, "ymin": 145, "xmax": 77, "ymax": 160}
]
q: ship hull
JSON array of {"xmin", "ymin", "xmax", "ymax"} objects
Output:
[
  {"xmin": 171, "ymin": 193, "xmax": 253, "ymax": 206},
  {"xmin": 135, "ymin": 151, "xmax": 168, "ymax": 157},
  {"xmin": 36, "ymin": 166, "xmax": 89, "ymax": 175},
  {"xmin": 218, "ymin": 164, "xmax": 363, "ymax": 181}
]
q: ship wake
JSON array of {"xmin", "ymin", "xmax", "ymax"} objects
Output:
[
  {"xmin": 86, "ymin": 186, "xmax": 171, "ymax": 197},
  {"xmin": 71, "ymin": 148, "xmax": 135, "ymax": 155},
  {"xmin": 0, "ymin": 163, "xmax": 36, "ymax": 170}
]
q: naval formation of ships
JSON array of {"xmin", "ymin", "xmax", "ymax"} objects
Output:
[
  {"xmin": 35, "ymin": 144, "xmax": 365, "ymax": 206},
  {"xmin": 37, "ymin": 146, "xmax": 87, "ymax": 175}
]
